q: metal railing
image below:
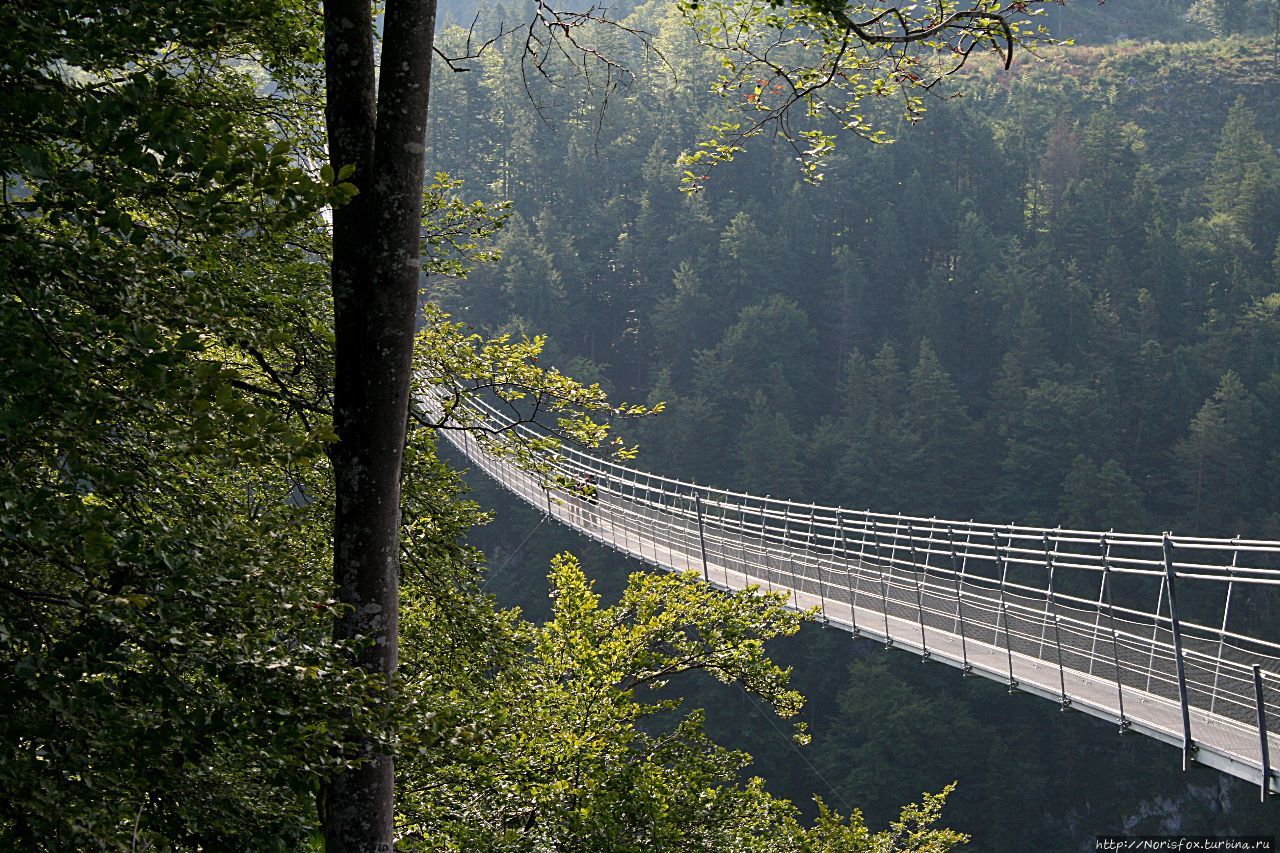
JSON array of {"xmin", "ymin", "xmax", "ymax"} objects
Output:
[{"xmin": 427, "ymin": 387, "xmax": 1279, "ymax": 800}]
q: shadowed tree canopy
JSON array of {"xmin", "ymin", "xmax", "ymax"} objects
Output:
[
  {"xmin": 5, "ymin": 0, "xmax": 1070, "ymax": 847},
  {"xmin": 319, "ymin": 0, "xmax": 1062, "ymax": 844}
]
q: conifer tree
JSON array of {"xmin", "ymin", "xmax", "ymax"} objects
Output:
[
  {"xmin": 737, "ymin": 393, "xmax": 805, "ymax": 497},
  {"xmin": 1060, "ymin": 456, "xmax": 1146, "ymax": 531},
  {"xmin": 1174, "ymin": 371, "xmax": 1259, "ymax": 533},
  {"xmin": 1206, "ymin": 98, "xmax": 1280, "ymax": 253}
]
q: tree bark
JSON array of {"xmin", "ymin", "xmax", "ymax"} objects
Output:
[{"xmin": 321, "ymin": 0, "xmax": 437, "ymax": 848}]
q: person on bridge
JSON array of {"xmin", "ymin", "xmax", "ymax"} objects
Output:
[{"xmin": 575, "ymin": 474, "xmax": 598, "ymax": 526}]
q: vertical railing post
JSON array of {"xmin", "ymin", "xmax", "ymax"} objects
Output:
[
  {"xmin": 650, "ymin": 475, "xmax": 663, "ymax": 567},
  {"xmin": 803, "ymin": 504, "xmax": 824, "ymax": 617},
  {"xmin": 1253, "ymin": 664, "xmax": 1273, "ymax": 802},
  {"xmin": 1046, "ymin": 532, "xmax": 1069, "ymax": 710},
  {"xmin": 873, "ymin": 518, "xmax": 892, "ymax": 648},
  {"xmin": 1210, "ymin": 540, "xmax": 1239, "ymax": 715},
  {"xmin": 947, "ymin": 525, "xmax": 971, "ymax": 674},
  {"xmin": 680, "ymin": 483, "xmax": 693, "ymax": 567},
  {"xmin": 853, "ymin": 510, "xmax": 874, "ymax": 636},
  {"xmin": 758, "ymin": 497, "xmax": 768, "ymax": 589},
  {"xmin": 810, "ymin": 506, "xmax": 827, "ymax": 623},
  {"xmin": 908, "ymin": 522, "xmax": 929, "ymax": 660},
  {"xmin": 622, "ymin": 471, "xmax": 635, "ymax": 557},
  {"xmin": 686, "ymin": 485, "xmax": 700, "ymax": 565},
  {"xmin": 736, "ymin": 500, "xmax": 751, "ymax": 589},
  {"xmin": 762, "ymin": 496, "xmax": 774, "ymax": 594},
  {"xmin": 838, "ymin": 511, "xmax": 859, "ymax": 636},
  {"xmin": 652, "ymin": 475, "xmax": 666, "ymax": 568},
  {"xmin": 588, "ymin": 463, "xmax": 603, "ymax": 535},
  {"xmin": 1101, "ymin": 535, "xmax": 1129, "ymax": 731},
  {"xmin": 641, "ymin": 474, "xmax": 654, "ymax": 566},
  {"xmin": 995, "ymin": 529, "xmax": 1017, "ymax": 691},
  {"xmin": 1087, "ymin": 541, "xmax": 1108, "ymax": 678},
  {"xmin": 604, "ymin": 474, "xmax": 619, "ymax": 552},
  {"xmin": 885, "ymin": 520, "xmax": 901, "ymax": 618},
  {"xmin": 694, "ymin": 492, "xmax": 710, "ymax": 584},
  {"xmin": 717, "ymin": 494, "xmax": 732, "ymax": 588},
  {"xmin": 754, "ymin": 497, "xmax": 769, "ymax": 590},
  {"xmin": 782, "ymin": 502, "xmax": 799, "ymax": 610},
  {"xmin": 1038, "ymin": 532, "xmax": 1053, "ymax": 657},
  {"xmin": 960, "ymin": 524, "xmax": 975, "ymax": 657},
  {"xmin": 599, "ymin": 470, "xmax": 612, "ymax": 550},
  {"xmin": 659, "ymin": 478, "xmax": 676, "ymax": 569},
  {"xmin": 1163, "ymin": 534, "xmax": 1195, "ymax": 769},
  {"xmin": 707, "ymin": 493, "xmax": 719, "ymax": 582},
  {"xmin": 619, "ymin": 472, "xmax": 630, "ymax": 555},
  {"xmin": 633, "ymin": 471, "xmax": 645, "ymax": 555},
  {"xmin": 1146, "ymin": 570, "xmax": 1167, "ymax": 695}
]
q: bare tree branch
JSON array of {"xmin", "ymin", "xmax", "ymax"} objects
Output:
[{"xmin": 433, "ymin": 12, "xmax": 521, "ymax": 72}]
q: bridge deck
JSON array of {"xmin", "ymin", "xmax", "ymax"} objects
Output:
[{"xmin": 444, "ymin": 422, "xmax": 1280, "ymax": 798}]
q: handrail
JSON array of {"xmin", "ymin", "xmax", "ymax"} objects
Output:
[{"xmin": 423, "ymin": 384, "xmax": 1280, "ymax": 799}]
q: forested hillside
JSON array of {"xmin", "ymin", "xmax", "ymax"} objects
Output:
[
  {"xmin": 430, "ymin": 22, "xmax": 1280, "ymax": 539},
  {"xmin": 4, "ymin": 2, "xmax": 975, "ymax": 846},
  {"xmin": 6, "ymin": 0, "xmax": 1278, "ymax": 846},
  {"xmin": 428, "ymin": 5, "xmax": 1280, "ymax": 847}
]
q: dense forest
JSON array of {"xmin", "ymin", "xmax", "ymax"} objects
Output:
[
  {"xmin": 425, "ymin": 1, "xmax": 1280, "ymax": 848},
  {"xmin": 431, "ymin": 16, "xmax": 1280, "ymax": 539},
  {"xmin": 5, "ymin": 0, "xmax": 1280, "ymax": 848},
  {"xmin": 0, "ymin": 0, "xmax": 1028, "ymax": 848}
]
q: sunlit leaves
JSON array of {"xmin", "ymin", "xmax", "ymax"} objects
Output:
[
  {"xmin": 412, "ymin": 303, "xmax": 663, "ymax": 478},
  {"xmin": 397, "ymin": 554, "xmax": 809, "ymax": 848},
  {"xmin": 395, "ymin": 554, "xmax": 965, "ymax": 849},
  {"xmin": 0, "ymin": 1, "xmax": 371, "ymax": 846},
  {"xmin": 676, "ymin": 0, "xmax": 1058, "ymax": 187}
]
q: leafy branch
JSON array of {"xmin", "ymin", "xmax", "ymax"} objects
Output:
[{"xmin": 678, "ymin": 0, "xmax": 1060, "ymax": 187}]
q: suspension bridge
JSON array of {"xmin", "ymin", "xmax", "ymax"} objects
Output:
[{"xmin": 428, "ymin": 388, "xmax": 1279, "ymax": 801}]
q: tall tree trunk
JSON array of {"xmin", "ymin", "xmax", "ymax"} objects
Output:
[{"xmin": 321, "ymin": 0, "xmax": 437, "ymax": 848}]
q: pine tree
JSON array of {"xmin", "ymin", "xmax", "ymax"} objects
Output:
[
  {"xmin": 837, "ymin": 350, "xmax": 874, "ymax": 429},
  {"xmin": 908, "ymin": 341, "xmax": 967, "ymax": 445},
  {"xmin": 1037, "ymin": 118, "xmax": 1083, "ymax": 226},
  {"xmin": 1206, "ymin": 98, "xmax": 1280, "ymax": 254},
  {"xmin": 1173, "ymin": 371, "xmax": 1260, "ymax": 533},
  {"xmin": 691, "ymin": 294, "xmax": 819, "ymax": 413},
  {"xmin": 651, "ymin": 261, "xmax": 714, "ymax": 382},
  {"xmin": 736, "ymin": 393, "xmax": 805, "ymax": 497},
  {"xmin": 908, "ymin": 341, "xmax": 977, "ymax": 515},
  {"xmin": 498, "ymin": 213, "xmax": 568, "ymax": 336},
  {"xmin": 1059, "ymin": 456, "xmax": 1146, "ymax": 531},
  {"xmin": 869, "ymin": 342, "xmax": 907, "ymax": 419},
  {"xmin": 717, "ymin": 211, "xmax": 777, "ymax": 306}
]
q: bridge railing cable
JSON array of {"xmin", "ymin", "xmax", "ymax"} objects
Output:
[{"xmin": 423, "ymin": 384, "xmax": 1280, "ymax": 798}]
